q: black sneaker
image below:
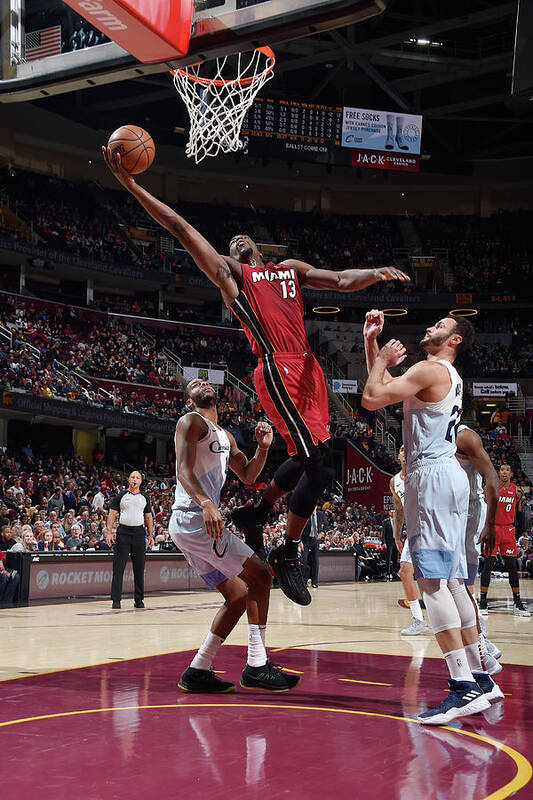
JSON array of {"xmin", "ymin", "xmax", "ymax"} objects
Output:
[
  {"xmin": 230, "ymin": 504, "xmax": 267, "ymax": 559},
  {"xmin": 112, "ymin": 601, "xmax": 121, "ymax": 609},
  {"xmin": 134, "ymin": 601, "xmax": 145, "ymax": 609},
  {"xmin": 178, "ymin": 667, "xmax": 235, "ymax": 694},
  {"xmin": 268, "ymin": 545, "xmax": 311, "ymax": 605},
  {"xmin": 479, "ymin": 596, "xmax": 488, "ymax": 617},
  {"xmin": 240, "ymin": 660, "xmax": 301, "ymax": 691}
]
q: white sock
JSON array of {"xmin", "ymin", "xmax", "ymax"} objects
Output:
[
  {"xmin": 444, "ymin": 648, "xmax": 475, "ymax": 682},
  {"xmin": 190, "ymin": 630, "xmax": 224, "ymax": 670},
  {"xmin": 259, "ymin": 624, "xmax": 266, "ymax": 649},
  {"xmin": 247, "ymin": 623, "xmax": 267, "ymax": 667},
  {"xmin": 408, "ymin": 599, "xmax": 423, "ymax": 621},
  {"xmin": 464, "ymin": 641, "xmax": 486, "ymax": 674}
]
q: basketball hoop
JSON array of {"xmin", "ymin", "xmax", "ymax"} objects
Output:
[
  {"xmin": 382, "ymin": 308, "xmax": 408, "ymax": 317},
  {"xmin": 313, "ymin": 306, "xmax": 340, "ymax": 315},
  {"xmin": 171, "ymin": 47, "xmax": 275, "ymax": 164}
]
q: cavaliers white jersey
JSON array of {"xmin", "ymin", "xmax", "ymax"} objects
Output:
[
  {"xmin": 402, "ymin": 359, "xmax": 463, "ymax": 470},
  {"xmin": 456, "ymin": 424, "xmax": 484, "ymax": 506},
  {"xmin": 393, "ymin": 472, "xmax": 405, "ymax": 507},
  {"xmin": 173, "ymin": 412, "xmax": 231, "ymax": 512}
]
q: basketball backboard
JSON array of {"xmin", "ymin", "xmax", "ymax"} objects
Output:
[{"xmin": 0, "ymin": 0, "xmax": 388, "ymax": 102}]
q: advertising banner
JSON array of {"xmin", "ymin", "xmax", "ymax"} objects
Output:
[
  {"xmin": 28, "ymin": 556, "xmax": 206, "ymax": 600},
  {"xmin": 182, "ymin": 367, "xmax": 225, "ymax": 385},
  {"xmin": 342, "ymin": 107, "xmax": 423, "ymax": 154},
  {"xmin": 472, "ymin": 382, "xmax": 518, "ymax": 397},
  {"xmin": 332, "ymin": 379, "xmax": 358, "ymax": 394},
  {"xmin": 345, "ymin": 441, "xmax": 393, "ymax": 512},
  {"xmin": 351, "ymin": 149, "xmax": 419, "ymax": 172}
]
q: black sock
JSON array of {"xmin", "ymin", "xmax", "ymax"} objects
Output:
[
  {"xmin": 513, "ymin": 593, "xmax": 521, "ymax": 604},
  {"xmin": 283, "ymin": 536, "xmax": 300, "ymax": 559},
  {"xmin": 480, "ymin": 591, "xmax": 487, "ymax": 602}
]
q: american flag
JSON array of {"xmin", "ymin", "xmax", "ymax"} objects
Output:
[{"xmin": 24, "ymin": 25, "xmax": 62, "ymax": 62}]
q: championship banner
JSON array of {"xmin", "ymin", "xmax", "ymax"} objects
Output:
[
  {"xmin": 332, "ymin": 378, "xmax": 358, "ymax": 394},
  {"xmin": 345, "ymin": 441, "xmax": 393, "ymax": 512},
  {"xmin": 182, "ymin": 367, "xmax": 225, "ymax": 385},
  {"xmin": 472, "ymin": 382, "xmax": 518, "ymax": 397}
]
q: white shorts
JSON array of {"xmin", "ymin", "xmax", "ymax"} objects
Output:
[
  {"xmin": 400, "ymin": 538, "xmax": 412, "ymax": 565},
  {"xmin": 404, "ymin": 457, "xmax": 469, "ymax": 581},
  {"xmin": 169, "ymin": 509, "xmax": 253, "ymax": 589},
  {"xmin": 465, "ymin": 499, "xmax": 486, "ymax": 586}
]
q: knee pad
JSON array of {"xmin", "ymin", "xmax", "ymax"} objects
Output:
[
  {"xmin": 447, "ymin": 578, "xmax": 477, "ymax": 630},
  {"xmin": 273, "ymin": 455, "xmax": 304, "ymax": 493},
  {"xmin": 418, "ymin": 577, "xmax": 461, "ymax": 634},
  {"xmin": 504, "ymin": 556, "xmax": 519, "ymax": 589}
]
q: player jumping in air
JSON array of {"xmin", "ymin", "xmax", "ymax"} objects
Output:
[
  {"xmin": 103, "ymin": 147, "xmax": 409, "ymax": 605},
  {"xmin": 479, "ymin": 463, "xmax": 530, "ymax": 618}
]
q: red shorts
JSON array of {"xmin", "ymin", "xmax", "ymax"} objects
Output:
[
  {"xmin": 488, "ymin": 524, "xmax": 518, "ymax": 557},
  {"xmin": 254, "ymin": 351, "xmax": 330, "ymax": 457}
]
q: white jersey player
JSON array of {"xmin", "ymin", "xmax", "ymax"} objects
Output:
[
  {"xmin": 390, "ymin": 445, "xmax": 429, "ymax": 636},
  {"xmin": 455, "ymin": 424, "xmax": 502, "ymax": 674},
  {"xmin": 363, "ymin": 311, "xmax": 502, "ymax": 725},
  {"xmin": 170, "ymin": 378, "xmax": 299, "ymax": 694}
]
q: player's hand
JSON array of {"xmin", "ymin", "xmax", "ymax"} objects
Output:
[
  {"xmin": 479, "ymin": 523, "xmax": 496, "ymax": 554},
  {"xmin": 101, "ymin": 146, "xmax": 135, "ymax": 189},
  {"xmin": 374, "ymin": 267, "xmax": 411, "ymax": 282},
  {"xmin": 378, "ymin": 339, "xmax": 407, "ymax": 367},
  {"xmin": 363, "ymin": 309, "xmax": 384, "ymax": 340},
  {"xmin": 202, "ymin": 500, "xmax": 224, "ymax": 539},
  {"xmin": 255, "ymin": 421, "xmax": 273, "ymax": 449}
]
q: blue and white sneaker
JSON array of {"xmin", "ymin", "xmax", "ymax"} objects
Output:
[
  {"xmin": 418, "ymin": 679, "xmax": 491, "ymax": 725},
  {"xmin": 472, "ymin": 671, "xmax": 505, "ymax": 702}
]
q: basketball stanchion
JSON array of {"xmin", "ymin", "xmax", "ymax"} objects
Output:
[{"xmin": 171, "ymin": 47, "xmax": 276, "ymax": 163}]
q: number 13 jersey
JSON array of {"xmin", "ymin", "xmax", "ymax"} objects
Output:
[
  {"xmin": 402, "ymin": 359, "xmax": 463, "ymax": 470},
  {"xmin": 229, "ymin": 262, "xmax": 309, "ymax": 356}
]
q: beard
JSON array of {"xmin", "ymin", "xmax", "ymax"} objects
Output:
[
  {"xmin": 420, "ymin": 331, "xmax": 449, "ymax": 352},
  {"xmin": 195, "ymin": 390, "xmax": 217, "ymax": 408}
]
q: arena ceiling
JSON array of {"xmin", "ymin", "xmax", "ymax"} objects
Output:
[{"xmin": 34, "ymin": 0, "xmax": 532, "ymax": 165}]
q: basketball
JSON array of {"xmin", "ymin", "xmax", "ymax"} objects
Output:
[{"xmin": 107, "ymin": 125, "xmax": 155, "ymax": 174}]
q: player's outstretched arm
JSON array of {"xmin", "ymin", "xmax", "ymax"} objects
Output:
[
  {"xmin": 102, "ymin": 147, "xmax": 240, "ymax": 303},
  {"xmin": 280, "ymin": 259, "xmax": 410, "ymax": 291},
  {"xmin": 175, "ymin": 415, "xmax": 224, "ymax": 538},
  {"xmin": 227, "ymin": 422, "xmax": 273, "ymax": 485},
  {"xmin": 363, "ymin": 309, "xmax": 395, "ymax": 385}
]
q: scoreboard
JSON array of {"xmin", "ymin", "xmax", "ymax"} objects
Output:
[{"xmin": 241, "ymin": 97, "xmax": 345, "ymax": 164}]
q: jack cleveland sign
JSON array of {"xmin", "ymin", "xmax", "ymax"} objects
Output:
[{"xmin": 345, "ymin": 440, "xmax": 393, "ymax": 512}]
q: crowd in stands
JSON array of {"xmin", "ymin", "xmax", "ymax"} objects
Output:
[{"xmin": 413, "ymin": 211, "xmax": 533, "ymax": 294}]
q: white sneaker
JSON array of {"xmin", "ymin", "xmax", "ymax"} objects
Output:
[
  {"xmin": 485, "ymin": 638, "xmax": 502, "ymax": 660},
  {"xmin": 401, "ymin": 618, "xmax": 430, "ymax": 636},
  {"xmin": 478, "ymin": 614, "xmax": 488, "ymax": 637},
  {"xmin": 514, "ymin": 603, "xmax": 531, "ymax": 617},
  {"xmin": 483, "ymin": 650, "xmax": 503, "ymax": 676}
]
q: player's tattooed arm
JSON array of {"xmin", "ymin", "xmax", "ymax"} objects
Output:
[
  {"xmin": 102, "ymin": 147, "xmax": 240, "ymax": 303},
  {"xmin": 175, "ymin": 414, "xmax": 224, "ymax": 538},
  {"xmin": 227, "ymin": 423, "xmax": 273, "ymax": 485},
  {"xmin": 280, "ymin": 259, "xmax": 410, "ymax": 291}
]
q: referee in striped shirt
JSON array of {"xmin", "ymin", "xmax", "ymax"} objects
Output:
[{"xmin": 106, "ymin": 471, "xmax": 154, "ymax": 609}]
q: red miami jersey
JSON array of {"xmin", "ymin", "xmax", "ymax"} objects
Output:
[
  {"xmin": 229, "ymin": 262, "xmax": 309, "ymax": 356},
  {"xmin": 228, "ymin": 261, "xmax": 330, "ymax": 458},
  {"xmin": 496, "ymin": 482, "xmax": 518, "ymax": 526}
]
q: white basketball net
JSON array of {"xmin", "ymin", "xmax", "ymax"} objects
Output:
[{"xmin": 172, "ymin": 47, "xmax": 275, "ymax": 164}]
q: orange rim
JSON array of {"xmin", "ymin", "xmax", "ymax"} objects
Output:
[{"xmin": 171, "ymin": 46, "xmax": 275, "ymax": 87}]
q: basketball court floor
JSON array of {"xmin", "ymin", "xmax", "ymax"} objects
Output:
[{"xmin": 2, "ymin": 579, "xmax": 532, "ymax": 799}]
